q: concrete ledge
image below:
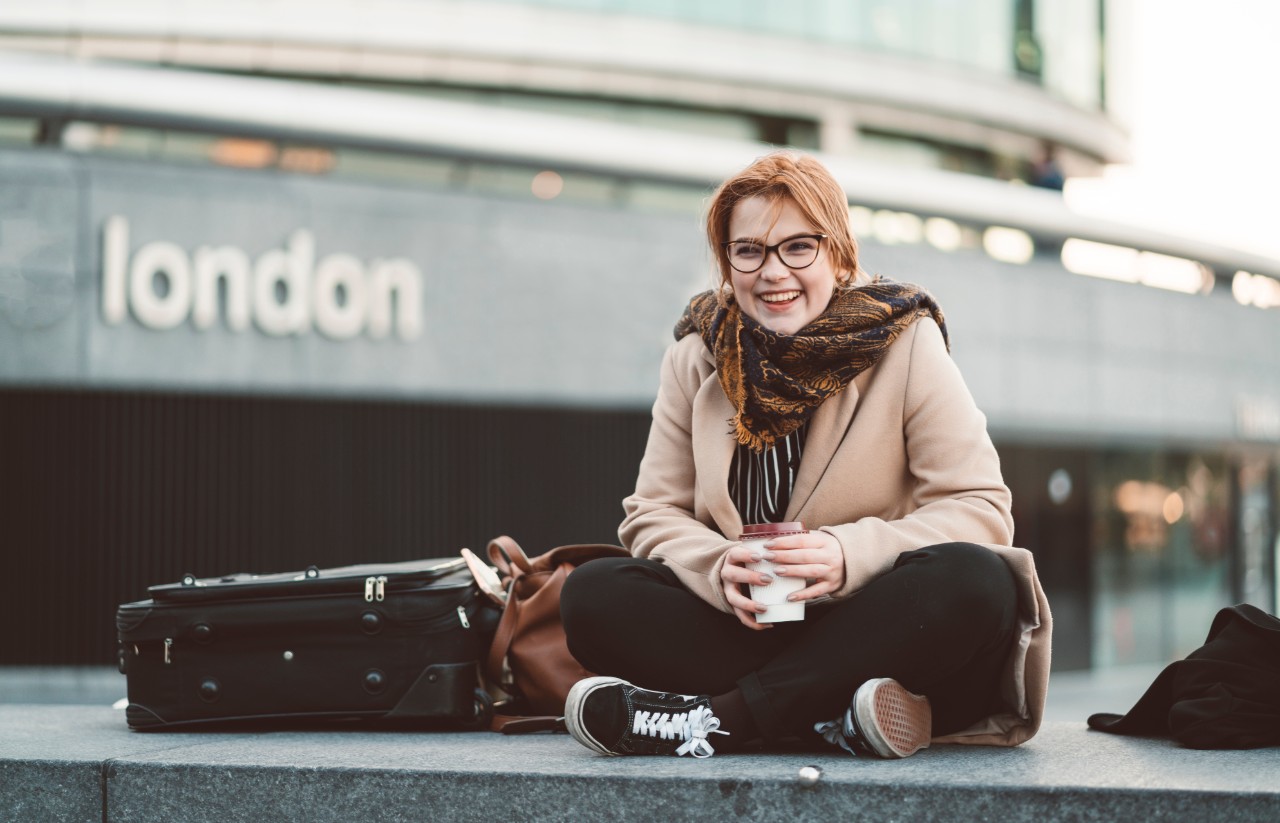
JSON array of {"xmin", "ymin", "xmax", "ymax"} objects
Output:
[{"xmin": 3, "ymin": 706, "xmax": 1278, "ymax": 822}]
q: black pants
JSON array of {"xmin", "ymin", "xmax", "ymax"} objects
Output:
[{"xmin": 561, "ymin": 542, "xmax": 1019, "ymax": 741}]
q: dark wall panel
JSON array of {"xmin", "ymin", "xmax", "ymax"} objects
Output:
[{"xmin": 0, "ymin": 389, "xmax": 651, "ymax": 665}]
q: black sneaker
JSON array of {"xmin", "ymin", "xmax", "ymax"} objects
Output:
[
  {"xmin": 815, "ymin": 677, "xmax": 932, "ymax": 758},
  {"xmin": 564, "ymin": 676, "xmax": 728, "ymax": 758}
]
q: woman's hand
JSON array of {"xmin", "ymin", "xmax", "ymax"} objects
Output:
[
  {"xmin": 765, "ymin": 531, "xmax": 845, "ymax": 599},
  {"xmin": 720, "ymin": 544, "xmax": 775, "ymax": 630},
  {"xmin": 719, "ymin": 531, "xmax": 846, "ymax": 630}
]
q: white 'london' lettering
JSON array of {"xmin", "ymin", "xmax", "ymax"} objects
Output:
[
  {"xmin": 100, "ymin": 216, "xmax": 423, "ymax": 342},
  {"xmin": 130, "ymin": 240, "xmax": 192, "ymax": 330},
  {"xmin": 192, "ymin": 246, "xmax": 251, "ymax": 332}
]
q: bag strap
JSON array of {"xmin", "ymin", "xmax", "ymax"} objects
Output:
[
  {"xmin": 491, "ymin": 713, "xmax": 566, "ymax": 734},
  {"xmin": 485, "ymin": 573, "xmax": 521, "ymax": 689},
  {"xmin": 488, "ymin": 535, "xmax": 533, "ymax": 578}
]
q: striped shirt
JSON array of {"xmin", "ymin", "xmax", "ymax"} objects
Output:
[{"xmin": 728, "ymin": 423, "xmax": 808, "ymax": 525}]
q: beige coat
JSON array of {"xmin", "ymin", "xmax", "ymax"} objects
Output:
[{"xmin": 620, "ymin": 317, "xmax": 1051, "ymax": 746}]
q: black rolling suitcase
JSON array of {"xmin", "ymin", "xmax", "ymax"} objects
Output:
[{"xmin": 116, "ymin": 557, "xmax": 500, "ymax": 730}]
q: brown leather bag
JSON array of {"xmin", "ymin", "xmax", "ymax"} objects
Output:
[{"xmin": 479, "ymin": 536, "xmax": 629, "ymax": 728}]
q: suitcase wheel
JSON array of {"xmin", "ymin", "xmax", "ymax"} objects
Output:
[{"xmin": 457, "ymin": 688, "xmax": 494, "ymax": 731}]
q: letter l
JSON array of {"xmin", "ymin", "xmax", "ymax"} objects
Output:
[{"xmin": 102, "ymin": 216, "xmax": 128, "ymax": 325}]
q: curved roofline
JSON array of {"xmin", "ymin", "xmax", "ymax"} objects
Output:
[
  {"xmin": 1, "ymin": 50, "xmax": 1273, "ymax": 280},
  {"xmin": 0, "ymin": 0, "xmax": 1127, "ymax": 163}
]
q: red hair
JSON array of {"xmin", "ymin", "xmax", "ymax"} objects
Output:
[{"xmin": 706, "ymin": 151, "xmax": 861, "ymax": 288}]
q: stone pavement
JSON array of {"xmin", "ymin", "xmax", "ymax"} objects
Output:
[{"xmin": 3, "ymin": 701, "xmax": 1279, "ymax": 823}]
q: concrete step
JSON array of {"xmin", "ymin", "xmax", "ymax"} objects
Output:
[{"xmin": 3, "ymin": 705, "xmax": 1278, "ymax": 822}]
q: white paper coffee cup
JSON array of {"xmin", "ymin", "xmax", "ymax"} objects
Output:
[{"xmin": 740, "ymin": 521, "xmax": 808, "ymax": 624}]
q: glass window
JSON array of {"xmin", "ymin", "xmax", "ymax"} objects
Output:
[
  {"xmin": 330, "ymin": 149, "xmax": 459, "ymax": 188},
  {"xmin": 1274, "ymin": 459, "xmax": 1280, "ymax": 612},
  {"xmin": 1093, "ymin": 450, "xmax": 1234, "ymax": 668},
  {"xmin": 60, "ymin": 122, "xmax": 164, "ymax": 157},
  {"xmin": 1238, "ymin": 454, "xmax": 1278, "ymax": 612},
  {"xmin": 1035, "ymin": 0, "xmax": 1102, "ymax": 108},
  {"xmin": 462, "ymin": 162, "xmax": 623, "ymax": 206},
  {"xmin": 483, "ymin": 0, "xmax": 1103, "ymax": 108},
  {"xmin": 160, "ymin": 132, "xmax": 225, "ymax": 164},
  {"xmin": 1168, "ymin": 454, "xmax": 1233, "ymax": 659},
  {"xmin": 0, "ymin": 116, "xmax": 38, "ymax": 146},
  {"xmin": 625, "ymin": 180, "xmax": 711, "ymax": 214}
]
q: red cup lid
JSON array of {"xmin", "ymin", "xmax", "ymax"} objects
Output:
[{"xmin": 740, "ymin": 521, "xmax": 807, "ymax": 539}]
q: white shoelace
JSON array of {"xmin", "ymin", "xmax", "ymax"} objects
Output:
[
  {"xmin": 632, "ymin": 704, "xmax": 728, "ymax": 758},
  {"xmin": 814, "ymin": 715, "xmax": 860, "ymax": 756}
]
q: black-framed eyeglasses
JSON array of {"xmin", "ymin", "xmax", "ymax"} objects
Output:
[{"xmin": 722, "ymin": 234, "xmax": 827, "ymax": 274}]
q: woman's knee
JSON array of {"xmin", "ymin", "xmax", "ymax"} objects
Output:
[
  {"xmin": 561, "ymin": 556, "xmax": 674, "ymax": 638},
  {"xmin": 892, "ymin": 542, "xmax": 1017, "ymax": 634},
  {"xmin": 562, "ymin": 556, "xmax": 635, "ymax": 627},
  {"xmin": 561, "ymin": 556, "xmax": 676, "ymax": 672}
]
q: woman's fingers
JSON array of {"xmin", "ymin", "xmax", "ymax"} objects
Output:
[
  {"xmin": 721, "ymin": 562, "xmax": 773, "ymax": 586},
  {"xmin": 766, "ymin": 548, "xmax": 839, "ymax": 566},
  {"xmin": 723, "ymin": 544, "xmax": 777, "ymax": 587},
  {"xmin": 763, "ymin": 535, "xmax": 825, "ymax": 551},
  {"xmin": 786, "ymin": 580, "xmax": 838, "ymax": 602},
  {"xmin": 772, "ymin": 562, "xmax": 831, "ymax": 580},
  {"xmin": 732, "ymin": 606, "xmax": 771, "ymax": 631},
  {"xmin": 724, "ymin": 580, "xmax": 762, "ymax": 612},
  {"xmin": 725, "ymin": 581, "xmax": 770, "ymax": 629},
  {"xmin": 725, "ymin": 545, "xmax": 769, "ymax": 565}
]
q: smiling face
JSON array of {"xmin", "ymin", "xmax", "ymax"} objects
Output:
[{"xmin": 727, "ymin": 195, "xmax": 840, "ymax": 335}]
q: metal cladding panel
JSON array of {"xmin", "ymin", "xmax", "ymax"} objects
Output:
[
  {"xmin": 5, "ymin": 149, "xmax": 1280, "ymax": 446},
  {"xmin": 0, "ymin": 153, "xmax": 82, "ymax": 381},
  {"xmin": 0, "ymin": 149, "xmax": 709, "ymax": 406}
]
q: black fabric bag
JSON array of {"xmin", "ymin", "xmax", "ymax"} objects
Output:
[
  {"xmin": 117, "ymin": 558, "xmax": 500, "ymax": 730},
  {"xmin": 1088, "ymin": 604, "xmax": 1280, "ymax": 749}
]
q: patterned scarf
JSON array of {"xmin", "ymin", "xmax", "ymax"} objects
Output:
[{"xmin": 674, "ymin": 277, "xmax": 947, "ymax": 452}]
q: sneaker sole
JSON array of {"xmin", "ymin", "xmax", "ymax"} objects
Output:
[
  {"xmin": 854, "ymin": 678, "xmax": 932, "ymax": 758},
  {"xmin": 564, "ymin": 676, "xmax": 626, "ymax": 756}
]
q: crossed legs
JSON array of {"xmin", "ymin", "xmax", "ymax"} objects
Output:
[{"xmin": 561, "ymin": 542, "xmax": 1019, "ymax": 741}]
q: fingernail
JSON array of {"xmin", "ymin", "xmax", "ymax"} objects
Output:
[
  {"xmin": 773, "ymin": 567, "xmax": 785, "ymax": 576},
  {"xmin": 786, "ymin": 594, "xmax": 800, "ymax": 602},
  {"xmin": 749, "ymin": 552, "xmax": 763, "ymax": 562},
  {"xmin": 762, "ymin": 551, "xmax": 777, "ymax": 560},
  {"xmin": 758, "ymin": 574, "xmax": 773, "ymax": 584}
]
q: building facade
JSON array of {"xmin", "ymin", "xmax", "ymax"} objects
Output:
[{"xmin": 1, "ymin": 0, "xmax": 1278, "ymax": 674}]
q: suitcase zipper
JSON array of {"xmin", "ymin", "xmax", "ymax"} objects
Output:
[
  {"xmin": 456, "ymin": 605, "xmax": 470, "ymax": 629},
  {"xmin": 364, "ymin": 576, "xmax": 389, "ymax": 602},
  {"xmin": 164, "ymin": 637, "xmax": 173, "ymax": 664}
]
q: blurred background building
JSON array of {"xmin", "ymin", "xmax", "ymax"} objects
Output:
[{"xmin": 1, "ymin": 0, "xmax": 1277, "ymax": 682}]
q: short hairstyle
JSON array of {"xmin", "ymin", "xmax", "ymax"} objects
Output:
[{"xmin": 706, "ymin": 151, "xmax": 861, "ymax": 289}]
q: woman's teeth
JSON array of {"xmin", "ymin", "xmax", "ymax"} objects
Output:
[{"xmin": 760, "ymin": 291, "xmax": 801, "ymax": 303}]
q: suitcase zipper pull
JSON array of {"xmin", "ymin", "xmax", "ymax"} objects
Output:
[
  {"xmin": 376, "ymin": 576, "xmax": 387, "ymax": 602},
  {"xmin": 456, "ymin": 605, "xmax": 470, "ymax": 629},
  {"xmin": 364, "ymin": 577, "xmax": 375, "ymax": 602},
  {"xmin": 164, "ymin": 638, "xmax": 173, "ymax": 665}
]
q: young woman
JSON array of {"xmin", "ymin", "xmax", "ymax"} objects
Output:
[{"xmin": 560, "ymin": 152, "xmax": 1051, "ymax": 759}]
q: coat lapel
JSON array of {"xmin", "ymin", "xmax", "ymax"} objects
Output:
[
  {"xmin": 692, "ymin": 374, "xmax": 743, "ymax": 540},
  {"xmin": 693, "ymin": 361, "xmax": 863, "ymax": 535},
  {"xmin": 787, "ymin": 380, "xmax": 861, "ymax": 521}
]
